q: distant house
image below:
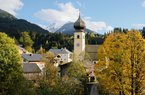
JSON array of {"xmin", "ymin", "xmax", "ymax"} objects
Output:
[
  {"xmin": 49, "ymin": 48, "xmax": 73, "ymax": 66},
  {"xmin": 23, "ymin": 63, "xmax": 42, "ymax": 80},
  {"xmin": 22, "ymin": 53, "xmax": 45, "ymax": 72},
  {"xmin": 22, "ymin": 53, "xmax": 42, "ymax": 63}
]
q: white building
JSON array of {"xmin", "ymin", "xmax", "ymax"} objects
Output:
[{"xmin": 49, "ymin": 48, "xmax": 72, "ymax": 66}]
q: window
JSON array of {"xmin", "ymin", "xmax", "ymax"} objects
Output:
[
  {"xmin": 57, "ymin": 55, "xmax": 61, "ymax": 58},
  {"xmin": 77, "ymin": 35, "xmax": 80, "ymax": 39}
]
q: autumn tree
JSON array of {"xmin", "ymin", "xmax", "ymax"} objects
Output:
[
  {"xmin": 126, "ymin": 31, "xmax": 145, "ymax": 95},
  {"xmin": 95, "ymin": 30, "xmax": 145, "ymax": 95},
  {"xmin": 36, "ymin": 45, "xmax": 46, "ymax": 54}
]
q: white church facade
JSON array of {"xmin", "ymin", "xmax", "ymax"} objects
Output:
[
  {"xmin": 73, "ymin": 14, "xmax": 99, "ymax": 61},
  {"xmin": 74, "ymin": 14, "xmax": 86, "ymax": 59}
]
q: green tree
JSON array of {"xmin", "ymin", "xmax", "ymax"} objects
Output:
[
  {"xmin": 0, "ymin": 32, "xmax": 24, "ymax": 95},
  {"xmin": 64, "ymin": 61, "xmax": 86, "ymax": 95},
  {"xmin": 36, "ymin": 52, "xmax": 87, "ymax": 95},
  {"xmin": 20, "ymin": 32, "xmax": 33, "ymax": 52},
  {"xmin": 65, "ymin": 61, "xmax": 86, "ymax": 81},
  {"xmin": 36, "ymin": 52, "xmax": 58, "ymax": 95}
]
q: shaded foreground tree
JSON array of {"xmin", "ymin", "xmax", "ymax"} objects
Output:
[
  {"xmin": 36, "ymin": 53, "xmax": 86, "ymax": 95},
  {"xmin": 65, "ymin": 61, "xmax": 86, "ymax": 82},
  {"xmin": 0, "ymin": 32, "xmax": 25, "ymax": 95},
  {"xmin": 95, "ymin": 30, "xmax": 145, "ymax": 95},
  {"xmin": 64, "ymin": 61, "xmax": 86, "ymax": 95}
]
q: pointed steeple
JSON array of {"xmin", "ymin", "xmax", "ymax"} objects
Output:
[{"xmin": 74, "ymin": 13, "xmax": 85, "ymax": 31}]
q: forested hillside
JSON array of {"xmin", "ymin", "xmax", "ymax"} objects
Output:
[{"xmin": 0, "ymin": 9, "xmax": 48, "ymax": 39}]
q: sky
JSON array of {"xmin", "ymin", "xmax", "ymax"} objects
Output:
[{"xmin": 0, "ymin": 0, "xmax": 145, "ymax": 34}]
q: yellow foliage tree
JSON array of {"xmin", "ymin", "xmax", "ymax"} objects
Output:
[{"xmin": 95, "ymin": 30, "xmax": 145, "ymax": 95}]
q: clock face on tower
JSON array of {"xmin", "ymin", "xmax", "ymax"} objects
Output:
[{"xmin": 76, "ymin": 43, "xmax": 80, "ymax": 47}]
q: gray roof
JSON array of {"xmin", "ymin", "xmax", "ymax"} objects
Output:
[
  {"xmin": 22, "ymin": 54, "xmax": 42, "ymax": 61},
  {"xmin": 86, "ymin": 45, "xmax": 100, "ymax": 53},
  {"xmin": 85, "ymin": 45, "xmax": 101, "ymax": 60},
  {"xmin": 23, "ymin": 63, "xmax": 41, "ymax": 73},
  {"xmin": 49, "ymin": 48, "xmax": 72, "ymax": 55}
]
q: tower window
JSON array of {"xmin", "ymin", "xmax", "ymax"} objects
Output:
[{"xmin": 77, "ymin": 35, "xmax": 80, "ymax": 39}]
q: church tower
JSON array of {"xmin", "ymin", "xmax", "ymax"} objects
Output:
[{"xmin": 74, "ymin": 14, "xmax": 85, "ymax": 59}]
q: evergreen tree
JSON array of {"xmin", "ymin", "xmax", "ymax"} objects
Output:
[{"xmin": 19, "ymin": 32, "xmax": 33, "ymax": 52}]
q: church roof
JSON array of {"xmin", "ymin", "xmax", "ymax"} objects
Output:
[
  {"xmin": 86, "ymin": 45, "xmax": 100, "ymax": 53},
  {"xmin": 74, "ymin": 14, "xmax": 85, "ymax": 30},
  {"xmin": 85, "ymin": 45, "xmax": 101, "ymax": 60}
]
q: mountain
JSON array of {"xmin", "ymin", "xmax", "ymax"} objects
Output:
[
  {"xmin": 0, "ymin": 9, "xmax": 49, "ymax": 38},
  {"xmin": 47, "ymin": 23, "xmax": 59, "ymax": 32},
  {"xmin": 0, "ymin": 9, "xmax": 16, "ymax": 20},
  {"xmin": 56, "ymin": 22, "xmax": 94, "ymax": 35}
]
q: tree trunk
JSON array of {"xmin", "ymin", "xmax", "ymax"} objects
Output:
[{"xmin": 131, "ymin": 47, "xmax": 135, "ymax": 95}]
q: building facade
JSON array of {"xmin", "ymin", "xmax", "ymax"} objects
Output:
[{"xmin": 49, "ymin": 48, "xmax": 72, "ymax": 66}]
